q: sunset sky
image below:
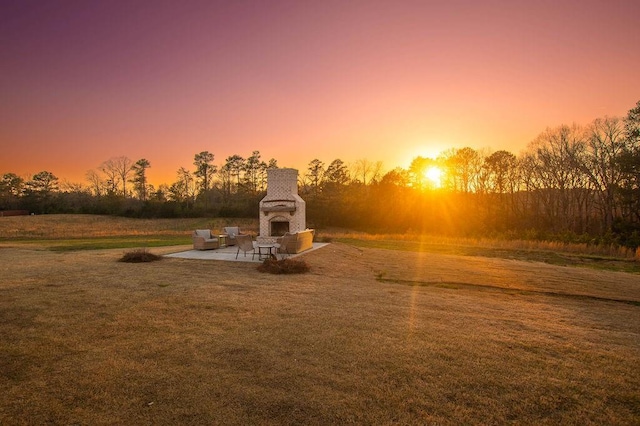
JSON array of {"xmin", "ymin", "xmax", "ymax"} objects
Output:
[{"xmin": 2, "ymin": 0, "xmax": 639, "ymax": 187}]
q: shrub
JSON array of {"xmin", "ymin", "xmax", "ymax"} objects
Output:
[
  {"xmin": 257, "ymin": 258, "xmax": 310, "ymax": 274},
  {"xmin": 119, "ymin": 248, "xmax": 162, "ymax": 263}
]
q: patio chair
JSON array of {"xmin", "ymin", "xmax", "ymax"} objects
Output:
[
  {"xmin": 193, "ymin": 229, "xmax": 219, "ymax": 250},
  {"xmin": 276, "ymin": 229, "xmax": 314, "ymax": 255},
  {"xmin": 235, "ymin": 234, "xmax": 256, "ymax": 260},
  {"xmin": 223, "ymin": 226, "xmax": 245, "ymax": 246}
]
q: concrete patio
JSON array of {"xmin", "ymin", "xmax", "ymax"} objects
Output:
[{"xmin": 165, "ymin": 242, "xmax": 329, "ymax": 262}]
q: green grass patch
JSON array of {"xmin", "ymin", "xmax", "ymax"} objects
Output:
[{"xmin": 23, "ymin": 235, "xmax": 192, "ymax": 251}]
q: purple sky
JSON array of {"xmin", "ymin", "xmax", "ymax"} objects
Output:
[{"xmin": 2, "ymin": 0, "xmax": 639, "ymax": 185}]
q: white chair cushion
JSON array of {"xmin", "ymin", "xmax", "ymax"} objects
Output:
[
  {"xmin": 194, "ymin": 229, "xmax": 210, "ymax": 238},
  {"xmin": 224, "ymin": 227, "xmax": 239, "ymax": 237}
]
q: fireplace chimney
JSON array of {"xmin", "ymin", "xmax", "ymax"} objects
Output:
[{"xmin": 257, "ymin": 168, "xmax": 306, "ymax": 244}]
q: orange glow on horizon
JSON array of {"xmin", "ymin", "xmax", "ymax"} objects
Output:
[{"xmin": 1, "ymin": 2, "xmax": 638, "ymax": 186}]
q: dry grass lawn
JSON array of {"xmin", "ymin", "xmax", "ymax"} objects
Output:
[{"xmin": 1, "ymin": 216, "xmax": 639, "ymax": 424}]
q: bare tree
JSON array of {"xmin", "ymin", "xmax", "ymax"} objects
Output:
[
  {"xmin": 113, "ymin": 156, "xmax": 134, "ymax": 197},
  {"xmin": 443, "ymin": 147, "xmax": 483, "ymax": 193},
  {"xmin": 60, "ymin": 180, "xmax": 86, "ymax": 193},
  {"xmin": 98, "ymin": 158, "xmax": 120, "ymax": 195},
  {"xmin": 625, "ymin": 100, "xmax": 640, "ymax": 146},
  {"xmin": 95, "ymin": 156, "xmax": 134, "ymax": 196},
  {"xmin": 525, "ymin": 125, "xmax": 589, "ymax": 232},
  {"xmin": 618, "ymin": 101, "xmax": 640, "ymax": 223},
  {"xmin": 581, "ymin": 117, "xmax": 627, "ymax": 231},
  {"xmin": 85, "ymin": 170, "xmax": 105, "ymax": 197},
  {"xmin": 483, "ymin": 150, "xmax": 517, "ymax": 194},
  {"xmin": 352, "ymin": 158, "xmax": 383, "ymax": 185}
]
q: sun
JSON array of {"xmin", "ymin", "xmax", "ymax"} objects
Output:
[{"xmin": 424, "ymin": 166, "xmax": 443, "ymax": 188}]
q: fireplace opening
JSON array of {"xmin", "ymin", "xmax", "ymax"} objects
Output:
[{"xmin": 270, "ymin": 221, "xmax": 289, "ymax": 237}]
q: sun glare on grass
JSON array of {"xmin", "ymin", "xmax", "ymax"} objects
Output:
[{"xmin": 424, "ymin": 166, "xmax": 442, "ymax": 188}]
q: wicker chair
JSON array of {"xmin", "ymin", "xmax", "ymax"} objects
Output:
[
  {"xmin": 223, "ymin": 226, "xmax": 245, "ymax": 246},
  {"xmin": 192, "ymin": 229, "xmax": 219, "ymax": 250},
  {"xmin": 276, "ymin": 229, "xmax": 314, "ymax": 255}
]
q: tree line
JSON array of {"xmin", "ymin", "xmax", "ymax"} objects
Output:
[{"xmin": 2, "ymin": 101, "xmax": 639, "ymax": 247}]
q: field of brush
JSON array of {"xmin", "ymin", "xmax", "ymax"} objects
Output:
[{"xmin": 1, "ymin": 215, "xmax": 639, "ymax": 424}]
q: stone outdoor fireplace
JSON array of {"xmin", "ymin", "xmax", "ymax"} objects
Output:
[{"xmin": 257, "ymin": 168, "xmax": 306, "ymax": 244}]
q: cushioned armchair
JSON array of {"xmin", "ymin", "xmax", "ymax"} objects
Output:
[
  {"xmin": 193, "ymin": 229, "xmax": 219, "ymax": 250},
  {"xmin": 276, "ymin": 229, "xmax": 314, "ymax": 255},
  {"xmin": 223, "ymin": 226, "xmax": 244, "ymax": 246}
]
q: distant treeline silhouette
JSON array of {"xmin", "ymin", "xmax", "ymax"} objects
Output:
[{"xmin": 2, "ymin": 101, "xmax": 639, "ymax": 248}]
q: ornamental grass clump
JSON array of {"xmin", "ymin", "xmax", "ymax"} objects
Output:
[
  {"xmin": 119, "ymin": 248, "xmax": 162, "ymax": 263},
  {"xmin": 257, "ymin": 257, "xmax": 310, "ymax": 274}
]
